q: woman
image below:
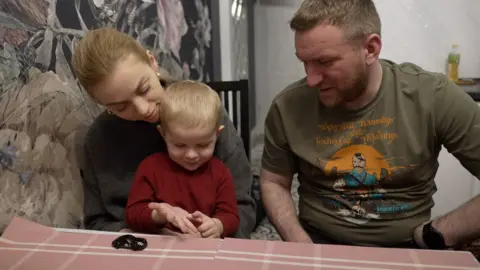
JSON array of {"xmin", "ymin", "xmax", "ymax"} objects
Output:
[{"xmin": 71, "ymin": 27, "xmax": 256, "ymax": 238}]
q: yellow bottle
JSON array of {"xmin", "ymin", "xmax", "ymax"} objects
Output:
[{"xmin": 447, "ymin": 44, "xmax": 460, "ymax": 83}]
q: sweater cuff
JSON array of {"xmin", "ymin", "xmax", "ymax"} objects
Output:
[{"xmin": 139, "ymin": 207, "xmax": 160, "ymax": 232}]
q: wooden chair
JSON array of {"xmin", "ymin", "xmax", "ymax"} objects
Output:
[{"xmin": 207, "ymin": 80, "xmax": 251, "ymax": 160}]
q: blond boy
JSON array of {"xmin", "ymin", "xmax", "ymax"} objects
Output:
[{"xmin": 125, "ymin": 80, "xmax": 240, "ymax": 238}]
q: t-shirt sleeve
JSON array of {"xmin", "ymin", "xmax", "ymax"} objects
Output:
[
  {"xmin": 213, "ymin": 161, "xmax": 240, "ymax": 237},
  {"xmin": 434, "ymin": 78, "xmax": 480, "ymax": 179},
  {"xmin": 261, "ymin": 100, "xmax": 298, "ymax": 176},
  {"xmin": 124, "ymin": 154, "xmax": 163, "ymax": 233}
]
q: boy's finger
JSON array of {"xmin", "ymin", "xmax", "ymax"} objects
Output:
[
  {"xmin": 192, "ymin": 211, "xmax": 207, "ymax": 219},
  {"xmin": 182, "ymin": 217, "xmax": 199, "ymax": 234},
  {"xmin": 174, "ymin": 218, "xmax": 189, "ymax": 234},
  {"xmin": 197, "ymin": 221, "xmax": 213, "ymax": 233},
  {"xmin": 186, "ymin": 214, "xmax": 202, "ymax": 223},
  {"xmin": 202, "ymin": 227, "xmax": 216, "ymax": 238}
]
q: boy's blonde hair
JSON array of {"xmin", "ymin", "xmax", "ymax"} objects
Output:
[{"xmin": 160, "ymin": 80, "xmax": 222, "ymax": 132}]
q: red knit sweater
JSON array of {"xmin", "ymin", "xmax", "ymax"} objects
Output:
[{"xmin": 125, "ymin": 152, "xmax": 240, "ymax": 237}]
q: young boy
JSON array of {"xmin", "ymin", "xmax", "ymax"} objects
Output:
[{"xmin": 125, "ymin": 80, "xmax": 240, "ymax": 238}]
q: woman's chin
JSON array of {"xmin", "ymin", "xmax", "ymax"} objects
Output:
[
  {"xmin": 144, "ymin": 118, "xmax": 158, "ymax": 123},
  {"xmin": 143, "ymin": 115, "xmax": 160, "ymax": 123}
]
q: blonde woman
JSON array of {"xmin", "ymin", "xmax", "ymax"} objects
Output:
[{"xmin": 72, "ymin": 27, "xmax": 255, "ymax": 238}]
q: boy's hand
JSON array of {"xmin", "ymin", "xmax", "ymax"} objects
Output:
[
  {"xmin": 148, "ymin": 202, "xmax": 198, "ymax": 235},
  {"xmin": 187, "ymin": 211, "xmax": 224, "ymax": 238},
  {"xmin": 119, "ymin": 228, "xmax": 133, "ymax": 233},
  {"xmin": 160, "ymin": 228, "xmax": 203, "ymax": 239}
]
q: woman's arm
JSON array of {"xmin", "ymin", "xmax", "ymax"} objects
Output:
[
  {"xmin": 82, "ymin": 144, "xmax": 127, "ymax": 232},
  {"xmin": 213, "ymin": 161, "xmax": 240, "ymax": 237},
  {"xmin": 214, "ymin": 108, "xmax": 256, "ymax": 238}
]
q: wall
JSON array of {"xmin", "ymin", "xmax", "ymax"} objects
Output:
[
  {"xmin": 376, "ymin": 0, "xmax": 480, "ymax": 78},
  {"xmin": 252, "ymin": 0, "xmax": 480, "ymax": 137},
  {"xmin": 0, "ymin": 0, "xmax": 216, "ymax": 232},
  {"xmin": 251, "ymin": 0, "xmax": 480, "ymax": 217},
  {"xmin": 252, "ymin": 1, "xmax": 300, "ymax": 140}
]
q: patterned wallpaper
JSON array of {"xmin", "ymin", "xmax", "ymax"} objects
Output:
[{"xmin": 0, "ymin": 0, "xmax": 215, "ymax": 232}]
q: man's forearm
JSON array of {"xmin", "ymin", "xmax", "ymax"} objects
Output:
[
  {"xmin": 433, "ymin": 194, "xmax": 480, "ymax": 246},
  {"xmin": 261, "ymin": 181, "xmax": 311, "ymax": 243}
]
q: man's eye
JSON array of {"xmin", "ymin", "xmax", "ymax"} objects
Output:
[{"xmin": 319, "ymin": 60, "xmax": 332, "ymax": 65}]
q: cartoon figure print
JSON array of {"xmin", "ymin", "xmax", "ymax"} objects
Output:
[
  {"xmin": 332, "ymin": 152, "xmax": 386, "ymax": 222},
  {"xmin": 319, "ymin": 145, "xmax": 414, "ymax": 225}
]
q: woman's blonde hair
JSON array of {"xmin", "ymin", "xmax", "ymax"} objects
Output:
[{"xmin": 71, "ymin": 27, "xmax": 176, "ymax": 93}]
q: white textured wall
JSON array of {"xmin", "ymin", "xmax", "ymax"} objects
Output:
[
  {"xmin": 376, "ymin": 0, "xmax": 480, "ymax": 78},
  {"xmin": 253, "ymin": 0, "xmax": 480, "ymax": 136},
  {"xmin": 252, "ymin": 2, "xmax": 301, "ymax": 138}
]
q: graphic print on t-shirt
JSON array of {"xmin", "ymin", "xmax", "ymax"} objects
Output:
[{"xmin": 316, "ymin": 117, "xmax": 417, "ymax": 225}]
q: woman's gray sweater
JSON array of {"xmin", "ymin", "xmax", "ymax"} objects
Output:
[{"xmin": 81, "ymin": 109, "xmax": 256, "ymax": 238}]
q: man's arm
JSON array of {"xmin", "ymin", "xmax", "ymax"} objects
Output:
[
  {"xmin": 260, "ymin": 100, "xmax": 312, "ymax": 243},
  {"xmin": 215, "ymin": 108, "xmax": 256, "ymax": 238},
  {"xmin": 425, "ymin": 77, "xmax": 480, "ymax": 246},
  {"xmin": 431, "ymin": 196, "xmax": 480, "ymax": 247},
  {"xmin": 260, "ymin": 169, "xmax": 312, "ymax": 243},
  {"xmin": 82, "ymin": 145, "xmax": 127, "ymax": 232}
]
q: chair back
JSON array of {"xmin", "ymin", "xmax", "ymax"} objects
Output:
[{"xmin": 207, "ymin": 80, "xmax": 250, "ymax": 160}]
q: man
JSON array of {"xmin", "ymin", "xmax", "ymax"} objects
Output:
[{"xmin": 260, "ymin": 0, "xmax": 480, "ymax": 249}]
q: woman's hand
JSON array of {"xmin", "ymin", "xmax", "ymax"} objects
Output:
[{"xmin": 148, "ymin": 202, "xmax": 198, "ymax": 235}]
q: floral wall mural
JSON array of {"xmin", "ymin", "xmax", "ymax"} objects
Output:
[{"xmin": 0, "ymin": 0, "xmax": 215, "ymax": 232}]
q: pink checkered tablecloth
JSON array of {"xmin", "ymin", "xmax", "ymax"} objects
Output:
[{"xmin": 0, "ymin": 217, "xmax": 478, "ymax": 270}]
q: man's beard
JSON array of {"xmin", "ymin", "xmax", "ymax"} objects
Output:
[{"xmin": 321, "ymin": 65, "xmax": 369, "ymax": 108}]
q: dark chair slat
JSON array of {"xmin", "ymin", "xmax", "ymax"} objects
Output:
[
  {"xmin": 206, "ymin": 80, "xmax": 250, "ymax": 160},
  {"xmin": 232, "ymin": 90, "xmax": 239, "ymax": 129}
]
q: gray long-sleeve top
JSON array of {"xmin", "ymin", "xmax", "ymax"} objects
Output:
[{"xmin": 81, "ymin": 109, "xmax": 256, "ymax": 238}]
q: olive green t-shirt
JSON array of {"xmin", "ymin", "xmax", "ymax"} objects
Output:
[{"xmin": 262, "ymin": 59, "xmax": 480, "ymax": 246}]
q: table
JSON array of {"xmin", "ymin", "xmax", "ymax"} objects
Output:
[{"xmin": 1, "ymin": 217, "xmax": 478, "ymax": 270}]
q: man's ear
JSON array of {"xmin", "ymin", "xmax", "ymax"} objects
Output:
[
  {"xmin": 363, "ymin": 33, "xmax": 382, "ymax": 66},
  {"xmin": 216, "ymin": 125, "xmax": 224, "ymax": 136}
]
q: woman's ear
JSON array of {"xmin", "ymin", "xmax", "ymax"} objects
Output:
[{"xmin": 146, "ymin": 50, "xmax": 158, "ymax": 69}]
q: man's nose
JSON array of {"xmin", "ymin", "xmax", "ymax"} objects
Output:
[
  {"xmin": 305, "ymin": 63, "xmax": 324, "ymax": 88},
  {"xmin": 306, "ymin": 73, "xmax": 324, "ymax": 88}
]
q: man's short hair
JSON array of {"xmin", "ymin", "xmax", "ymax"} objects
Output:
[{"xmin": 290, "ymin": 0, "xmax": 381, "ymax": 40}]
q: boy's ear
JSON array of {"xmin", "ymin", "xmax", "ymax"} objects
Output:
[
  {"xmin": 216, "ymin": 125, "xmax": 224, "ymax": 136},
  {"xmin": 156, "ymin": 124, "xmax": 165, "ymax": 137}
]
